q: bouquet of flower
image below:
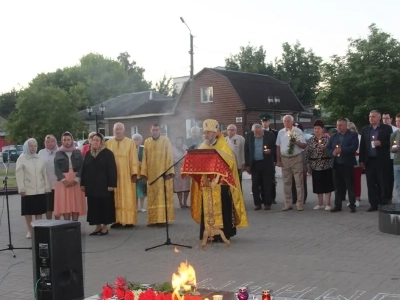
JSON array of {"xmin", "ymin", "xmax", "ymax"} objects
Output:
[
  {"xmin": 286, "ymin": 130, "xmax": 298, "ymax": 156},
  {"xmin": 101, "ymin": 277, "xmax": 202, "ymax": 300}
]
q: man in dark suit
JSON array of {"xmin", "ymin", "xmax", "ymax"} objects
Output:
[
  {"xmin": 327, "ymin": 118, "xmax": 359, "ymax": 213},
  {"xmin": 359, "ymin": 110, "xmax": 393, "ymax": 211},
  {"xmin": 260, "ymin": 113, "xmax": 278, "ymax": 204},
  {"xmin": 245, "ymin": 123, "xmax": 276, "ymax": 210}
]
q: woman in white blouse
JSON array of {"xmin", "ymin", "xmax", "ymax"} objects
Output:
[{"xmin": 38, "ymin": 135, "xmax": 60, "ymax": 220}]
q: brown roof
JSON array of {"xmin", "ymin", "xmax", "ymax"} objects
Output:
[{"xmin": 206, "ymin": 68, "xmax": 305, "ymax": 112}]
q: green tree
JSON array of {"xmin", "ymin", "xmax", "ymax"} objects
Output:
[
  {"xmin": 225, "ymin": 45, "xmax": 275, "ymax": 75},
  {"xmin": 317, "ymin": 24, "xmax": 400, "ymax": 127},
  {"xmin": 0, "ymin": 88, "xmax": 19, "ymax": 117},
  {"xmin": 29, "ymin": 52, "xmax": 151, "ymax": 110},
  {"xmin": 153, "ymin": 75, "xmax": 178, "ymax": 97},
  {"xmin": 5, "ymin": 85, "xmax": 84, "ymax": 145},
  {"xmin": 274, "ymin": 41, "xmax": 322, "ymax": 105},
  {"xmin": 225, "ymin": 42, "xmax": 322, "ymax": 105}
]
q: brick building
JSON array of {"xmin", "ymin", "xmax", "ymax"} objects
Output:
[{"xmin": 81, "ymin": 68, "xmax": 310, "ymax": 142}]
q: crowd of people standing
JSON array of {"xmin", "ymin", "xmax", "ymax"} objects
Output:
[{"xmin": 14, "ymin": 109, "xmax": 399, "ymax": 241}]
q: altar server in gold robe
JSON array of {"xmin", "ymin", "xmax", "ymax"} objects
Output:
[
  {"xmin": 105, "ymin": 122, "xmax": 138, "ymax": 228},
  {"xmin": 140, "ymin": 124, "xmax": 175, "ymax": 226},
  {"xmin": 190, "ymin": 119, "xmax": 248, "ymax": 243}
]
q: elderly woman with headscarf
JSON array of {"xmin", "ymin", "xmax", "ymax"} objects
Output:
[
  {"xmin": 16, "ymin": 138, "xmax": 50, "ymax": 239},
  {"xmin": 132, "ymin": 133, "xmax": 147, "ymax": 212},
  {"xmin": 81, "ymin": 131, "xmax": 96, "ymax": 157},
  {"xmin": 81, "ymin": 133, "xmax": 117, "ymax": 235},
  {"xmin": 38, "ymin": 134, "xmax": 60, "ymax": 220},
  {"xmin": 54, "ymin": 132, "xmax": 86, "ymax": 221}
]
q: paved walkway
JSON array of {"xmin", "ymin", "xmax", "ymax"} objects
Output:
[{"xmin": 1, "ymin": 176, "xmax": 400, "ymax": 300}]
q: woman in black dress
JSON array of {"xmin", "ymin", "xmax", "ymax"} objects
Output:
[
  {"xmin": 81, "ymin": 133, "xmax": 117, "ymax": 236},
  {"xmin": 305, "ymin": 119, "xmax": 334, "ymax": 210}
]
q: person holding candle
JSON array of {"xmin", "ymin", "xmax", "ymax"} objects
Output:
[
  {"xmin": 382, "ymin": 113, "xmax": 398, "ymax": 200},
  {"xmin": 306, "ymin": 119, "xmax": 334, "ymax": 210},
  {"xmin": 327, "ymin": 118, "xmax": 359, "ymax": 213},
  {"xmin": 245, "ymin": 123, "xmax": 277, "ymax": 210},
  {"xmin": 359, "ymin": 110, "xmax": 393, "ymax": 211},
  {"xmin": 390, "ymin": 113, "xmax": 400, "ymax": 203},
  {"xmin": 347, "ymin": 122, "xmax": 362, "ymax": 206},
  {"xmin": 292, "ymin": 122, "xmax": 308, "ymax": 204}
]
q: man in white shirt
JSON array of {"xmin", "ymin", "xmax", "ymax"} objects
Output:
[
  {"xmin": 383, "ymin": 113, "xmax": 398, "ymax": 201},
  {"xmin": 226, "ymin": 124, "xmax": 245, "ymax": 187},
  {"xmin": 276, "ymin": 115, "xmax": 307, "ymax": 211}
]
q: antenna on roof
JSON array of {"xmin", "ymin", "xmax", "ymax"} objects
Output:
[{"xmin": 149, "ymin": 90, "xmax": 153, "ymax": 100}]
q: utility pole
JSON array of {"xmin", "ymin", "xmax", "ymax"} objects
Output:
[{"xmin": 180, "ymin": 17, "xmax": 195, "ymax": 126}]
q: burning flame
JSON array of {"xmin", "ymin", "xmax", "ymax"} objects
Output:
[
  {"xmin": 174, "ymin": 247, "xmax": 180, "ymax": 253},
  {"xmin": 172, "ymin": 261, "xmax": 197, "ymax": 300}
]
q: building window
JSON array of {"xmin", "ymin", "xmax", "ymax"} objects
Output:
[
  {"xmin": 131, "ymin": 126, "xmax": 138, "ymax": 137},
  {"xmin": 219, "ymin": 123, "xmax": 225, "ymax": 131},
  {"xmin": 98, "ymin": 128, "xmax": 106, "ymax": 136},
  {"xmin": 161, "ymin": 124, "xmax": 169, "ymax": 137},
  {"xmin": 200, "ymin": 87, "xmax": 213, "ymax": 103}
]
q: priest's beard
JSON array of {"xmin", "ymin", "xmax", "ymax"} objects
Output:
[{"xmin": 203, "ymin": 138, "xmax": 216, "ymax": 146}]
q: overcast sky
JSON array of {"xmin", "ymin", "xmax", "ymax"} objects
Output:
[{"xmin": 0, "ymin": 0, "xmax": 399, "ymax": 94}]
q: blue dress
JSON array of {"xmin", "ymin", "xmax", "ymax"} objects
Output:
[{"xmin": 136, "ymin": 146, "xmax": 147, "ymax": 198}]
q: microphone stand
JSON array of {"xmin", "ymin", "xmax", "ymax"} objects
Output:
[
  {"xmin": 0, "ymin": 157, "xmax": 32, "ymax": 257},
  {"xmin": 145, "ymin": 148, "xmax": 193, "ymax": 251}
]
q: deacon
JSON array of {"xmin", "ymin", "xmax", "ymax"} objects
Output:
[
  {"xmin": 260, "ymin": 113, "xmax": 278, "ymax": 204},
  {"xmin": 189, "ymin": 119, "xmax": 248, "ymax": 243},
  {"xmin": 141, "ymin": 124, "xmax": 175, "ymax": 226},
  {"xmin": 106, "ymin": 123, "xmax": 138, "ymax": 228}
]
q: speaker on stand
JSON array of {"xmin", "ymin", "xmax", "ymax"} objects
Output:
[{"xmin": 32, "ymin": 220, "xmax": 84, "ymax": 300}]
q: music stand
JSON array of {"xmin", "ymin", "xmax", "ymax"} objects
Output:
[
  {"xmin": 145, "ymin": 152, "xmax": 192, "ymax": 251},
  {"xmin": 0, "ymin": 157, "xmax": 32, "ymax": 257}
]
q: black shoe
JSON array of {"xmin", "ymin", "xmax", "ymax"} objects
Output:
[
  {"xmin": 366, "ymin": 207, "xmax": 378, "ymax": 212},
  {"xmin": 331, "ymin": 207, "xmax": 342, "ymax": 212},
  {"xmin": 349, "ymin": 207, "xmax": 356, "ymax": 213},
  {"xmin": 110, "ymin": 223, "xmax": 123, "ymax": 228},
  {"xmin": 100, "ymin": 230, "xmax": 109, "ymax": 236},
  {"xmin": 124, "ymin": 224, "xmax": 134, "ymax": 228},
  {"xmin": 89, "ymin": 230, "xmax": 101, "ymax": 236}
]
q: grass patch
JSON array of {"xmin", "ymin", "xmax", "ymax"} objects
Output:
[
  {"xmin": 0, "ymin": 170, "xmax": 15, "ymax": 176},
  {"xmin": 0, "ymin": 177, "xmax": 17, "ymax": 187}
]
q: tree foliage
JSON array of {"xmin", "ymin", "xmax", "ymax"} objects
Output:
[
  {"xmin": 0, "ymin": 88, "xmax": 19, "ymax": 117},
  {"xmin": 5, "ymin": 85, "xmax": 84, "ymax": 145},
  {"xmin": 28, "ymin": 52, "xmax": 151, "ymax": 110},
  {"xmin": 153, "ymin": 75, "xmax": 178, "ymax": 97},
  {"xmin": 317, "ymin": 24, "xmax": 400, "ymax": 127},
  {"xmin": 225, "ymin": 42, "xmax": 322, "ymax": 106}
]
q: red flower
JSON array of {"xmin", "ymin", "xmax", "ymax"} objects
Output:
[
  {"xmin": 101, "ymin": 284, "xmax": 113, "ymax": 299},
  {"xmin": 116, "ymin": 287, "xmax": 126, "ymax": 299},
  {"xmin": 156, "ymin": 292, "xmax": 166, "ymax": 300},
  {"xmin": 139, "ymin": 289, "xmax": 157, "ymax": 300},
  {"xmin": 164, "ymin": 293, "xmax": 173, "ymax": 300},
  {"xmin": 115, "ymin": 276, "xmax": 128, "ymax": 289},
  {"xmin": 125, "ymin": 290, "xmax": 135, "ymax": 300}
]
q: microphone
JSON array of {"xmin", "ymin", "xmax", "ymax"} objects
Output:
[{"xmin": 189, "ymin": 144, "xmax": 196, "ymax": 150}]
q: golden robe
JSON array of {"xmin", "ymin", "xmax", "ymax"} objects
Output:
[
  {"xmin": 105, "ymin": 137, "xmax": 138, "ymax": 225},
  {"xmin": 141, "ymin": 136, "xmax": 175, "ymax": 224},
  {"xmin": 190, "ymin": 133, "xmax": 248, "ymax": 231}
]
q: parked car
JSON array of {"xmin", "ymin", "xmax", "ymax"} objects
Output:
[{"xmin": 2, "ymin": 149, "xmax": 19, "ymax": 162}]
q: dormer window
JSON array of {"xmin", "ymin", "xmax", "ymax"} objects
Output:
[{"xmin": 200, "ymin": 87, "xmax": 213, "ymax": 103}]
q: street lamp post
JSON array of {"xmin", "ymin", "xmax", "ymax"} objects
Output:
[
  {"xmin": 180, "ymin": 17, "xmax": 195, "ymax": 126},
  {"xmin": 86, "ymin": 103, "xmax": 105, "ymax": 133},
  {"xmin": 268, "ymin": 96, "xmax": 280, "ymax": 129}
]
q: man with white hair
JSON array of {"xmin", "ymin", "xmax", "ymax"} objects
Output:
[
  {"xmin": 106, "ymin": 122, "xmax": 138, "ymax": 228},
  {"xmin": 276, "ymin": 115, "xmax": 306, "ymax": 211},
  {"xmin": 226, "ymin": 124, "xmax": 245, "ymax": 186},
  {"xmin": 186, "ymin": 126, "xmax": 203, "ymax": 149},
  {"xmin": 382, "ymin": 112, "xmax": 398, "ymax": 200}
]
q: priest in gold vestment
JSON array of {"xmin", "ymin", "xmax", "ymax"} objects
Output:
[
  {"xmin": 140, "ymin": 124, "xmax": 175, "ymax": 226},
  {"xmin": 190, "ymin": 119, "xmax": 248, "ymax": 242},
  {"xmin": 105, "ymin": 123, "xmax": 138, "ymax": 228}
]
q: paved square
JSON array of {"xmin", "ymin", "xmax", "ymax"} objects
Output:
[{"xmin": 1, "ymin": 175, "xmax": 400, "ymax": 300}]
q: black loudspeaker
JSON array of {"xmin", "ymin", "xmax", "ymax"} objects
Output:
[{"xmin": 32, "ymin": 220, "xmax": 84, "ymax": 300}]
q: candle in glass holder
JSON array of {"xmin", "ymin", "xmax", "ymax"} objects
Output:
[
  {"xmin": 264, "ymin": 145, "xmax": 267, "ymax": 151},
  {"xmin": 393, "ymin": 140, "xmax": 398, "ymax": 150},
  {"xmin": 336, "ymin": 144, "xmax": 340, "ymax": 157}
]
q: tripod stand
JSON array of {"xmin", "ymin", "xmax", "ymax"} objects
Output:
[
  {"xmin": 145, "ymin": 150, "xmax": 192, "ymax": 251},
  {"xmin": 0, "ymin": 158, "xmax": 32, "ymax": 257}
]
